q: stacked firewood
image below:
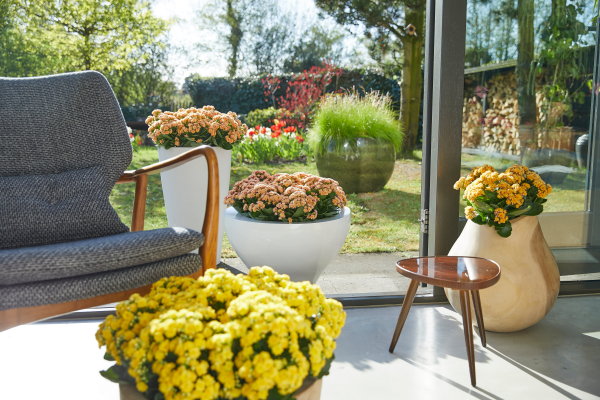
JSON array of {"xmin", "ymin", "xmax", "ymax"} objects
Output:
[
  {"xmin": 462, "ymin": 71, "xmax": 575, "ymax": 155},
  {"xmin": 462, "ymin": 96, "xmax": 483, "ymax": 148}
]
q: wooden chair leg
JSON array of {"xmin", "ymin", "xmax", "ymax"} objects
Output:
[
  {"xmin": 459, "ymin": 290, "xmax": 477, "ymax": 387},
  {"xmin": 389, "ymin": 279, "xmax": 419, "ymax": 353},
  {"xmin": 471, "ymin": 290, "xmax": 486, "ymax": 347}
]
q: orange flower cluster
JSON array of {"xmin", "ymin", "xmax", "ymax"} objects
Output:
[
  {"xmin": 225, "ymin": 171, "xmax": 347, "ymax": 223},
  {"xmin": 454, "ymin": 164, "xmax": 552, "ymax": 237},
  {"xmin": 145, "ymin": 106, "xmax": 247, "ymax": 149}
]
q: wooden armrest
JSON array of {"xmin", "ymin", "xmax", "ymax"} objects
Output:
[{"xmin": 117, "ymin": 146, "xmax": 220, "ymax": 272}]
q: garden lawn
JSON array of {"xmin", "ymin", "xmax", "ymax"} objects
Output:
[
  {"xmin": 111, "ymin": 147, "xmax": 586, "ymax": 258},
  {"xmin": 110, "ymin": 146, "xmax": 423, "ymax": 257}
]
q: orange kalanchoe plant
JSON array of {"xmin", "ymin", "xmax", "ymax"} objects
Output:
[
  {"xmin": 454, "ymin": 164, "xmax": 552, "ymax": 237},
  {"xmin": 145, "ymin": 106, "xmax": 247, "ymax": 150},
  {"xmin": 225, "ymin": 170, "xmax": 347, "ymax": 223}
]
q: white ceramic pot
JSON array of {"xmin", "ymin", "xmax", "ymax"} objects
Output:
[
  {"xmin": 445, "ymin": 216, "xmax": 560, "ymax": 332},
  {"xmin": 157, "ymin": 146, "xmax": 231, "ymax": 261},
  {"xmin": 224, "ymin": 207, "xmax": 351, "ymax": 282}
]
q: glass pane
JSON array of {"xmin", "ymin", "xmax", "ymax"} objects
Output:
[
  {"xmin": 0, "ymin": 0, "xmax": 429, "ymax": 299},
  {"xmin": 461, "ymin": 0, "xmax": 599, "ymax": 281}
]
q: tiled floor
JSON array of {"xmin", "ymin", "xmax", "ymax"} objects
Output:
[{"xmin": 1, "ymin": 296, "xmax": 599, "ymax": 399}]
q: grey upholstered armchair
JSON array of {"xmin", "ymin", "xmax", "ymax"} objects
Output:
[{"xmin": 0, "ymin": 71, "xmax": 220, "ymax": 331}]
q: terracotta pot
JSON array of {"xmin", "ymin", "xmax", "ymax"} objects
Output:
[
  {"xmin": 315, "ymin": 137, "xmax": 395, "ymax": 193},
  {"xmin": 119, "ymin": 379, "xmax": 322, "ymax": 400},
  {"xmin": 445, "ymin": 216, "xmax": 560, "ymax": 332}
]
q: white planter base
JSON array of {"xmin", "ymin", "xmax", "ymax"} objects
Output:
[
  {"xmin": 224, "ymin": 207, "xmax": 351, "ymax": 282},
  {"xmin": 157, "ymin": 146, "xmax": 231, "ymax": 261}
]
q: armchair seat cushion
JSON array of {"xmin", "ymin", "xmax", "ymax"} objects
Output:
[
  {"xmin": 0, "ymin": 253, "xmax": 201, "ymax": 311},
  {"xmin": 0, "ymin": 227, "xmax": 203, "ymax": 285}
]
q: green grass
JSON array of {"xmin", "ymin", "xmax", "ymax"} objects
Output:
[
  {"xmin": 110, "ymin": 146, "xmax": 422, "ymax": 257},
  {"xmin": 110, "ymin": 147, "xmax": 167, "ymax": 230},
  {"xmin": 111, "ymin": 147, "xmax": 586, "ymax": 258}
]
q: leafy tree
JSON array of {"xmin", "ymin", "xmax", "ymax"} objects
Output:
[
  {"xmin": 108, "ymin": 41, "xmax": 177, "ymax": 107},
  {"xmin": 517, "ymin": 0, "xmax": 536, "ymax": 129},
  {"xmin": 15, "ymin": 0, "xmax": 168, "ymax": 73},
  {"xmin": 198, "ymin": 0, "xmax": 350, "ymax": 77},
  {"xmin": 315, "ymin": 0, "xmax": 426, "ymax": 154},
  {"xmin": 0, "ymin": 1, "xmax": 64, "ymax": 76},
  {"xmin": 283, "ymin": 25, "xmax": 347, "ymax": 73},
  {"xmin": 539, "ymin": 0, "xmax": 590, "ymax": 104},
  {"xmin": 1, "ymin": 0, "xmax": 172, "ymax": 108}
]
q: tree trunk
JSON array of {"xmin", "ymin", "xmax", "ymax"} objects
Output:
[
  {"xmin": 399, "ymin": 3, "xmax": 425, "ymax": 156},
  {"xmin": 226, "ymin": 0, "xmax": 242, "ymax": 78},
  {"xmin": 517, "ymin": 0, "xmax": 536, "ymax": 154}
]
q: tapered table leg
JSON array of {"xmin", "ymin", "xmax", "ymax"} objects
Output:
[
  {"xmin": 471, "ymin": 290, "xmax": 486, "ymax": 347},
  {"xmin": 459, "ymin": 290, "xmax": 476, "ymax": 387},
  {"xmin": 389, "ymin": 279, "xmax": 419, "ymax": 353}
]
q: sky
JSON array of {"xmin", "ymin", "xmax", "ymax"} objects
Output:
[{"xmin": 151, "ymin": 0, "xmax": 327, "ymax": 85}]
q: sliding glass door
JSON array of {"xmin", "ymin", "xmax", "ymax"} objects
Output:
[{"xmin": 424, "ymin": 0, "xmax": 600, "ymax": 292}]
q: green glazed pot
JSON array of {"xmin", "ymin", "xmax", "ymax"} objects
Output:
[{"xmin": 315, "ymin": 137, "xmax": 396, "ymax": 193}]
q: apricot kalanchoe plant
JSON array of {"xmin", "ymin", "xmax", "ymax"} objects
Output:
[
  {"xmin": 225, "ymin": 171, "xmax": 347, "ymax": 223},
  {"xmin": 145, "ymin": 106, "xmax": 247, "ymax": 150},
  {"xmin": 454, "ymin": 165, "xmax": 552, "ymax": 237}
]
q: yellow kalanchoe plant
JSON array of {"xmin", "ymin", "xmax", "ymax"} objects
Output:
[
  {"xmin": 454, "ymin": 164, "xmax": 552, "ymax": 237},
  {"xmin": 96, "ymin": 267, "xmax": 345, "ymax": 400}
]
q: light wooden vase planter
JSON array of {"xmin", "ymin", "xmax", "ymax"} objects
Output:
[{"xmin": 445, "ymin": 216, "xmax": 560, "ymax": 332}]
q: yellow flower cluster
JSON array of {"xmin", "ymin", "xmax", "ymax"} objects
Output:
[
  {"xmin": 145, "ymin": 106, "xmax": 247, "ymax": 148},
  {"xmin": 224, "ymin": 170, "xmax": 347, "ymax": 223},
  {"xmin": 96, "ymin": 267, "xmax": 345, "ymax": 400},
  {"xmin": 454, "ymin": 164, "xmax": 552, "ymax": 224}
]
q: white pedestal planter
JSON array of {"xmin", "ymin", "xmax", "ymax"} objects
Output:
[
  {"xmin": 224, "ymin": 207, "xmax": 351, "ymax": 282},
  {"xmin": 157, "ymin": 146, "xmax": 231, "ymax": 261}
]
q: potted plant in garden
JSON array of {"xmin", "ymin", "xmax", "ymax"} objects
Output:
[
  {"xmin": 97, "ymin": 266, "xmax": 346, "ymax": 400},
  {"xmin": 145, "ymin": 106, "xmax": 247, "ymax": 261},
  {"xmin": 448, "ymin": 164, "xmax": 559, "ymax": 332},
  {"xmin": 224, "ymin": 170, "xmax": 350, "ymax": 282},
  {"xmin": 309, "ymin": 91, "xmax": 403, "ymax": 193}
]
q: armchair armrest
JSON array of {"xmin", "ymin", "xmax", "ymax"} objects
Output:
[{"xmin": 117, "ymin": 146, "xmax": 220, "ymax": 273}]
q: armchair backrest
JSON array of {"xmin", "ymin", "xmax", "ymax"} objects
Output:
[{"xmin": 0, "ymin": 71, "xmax": 132, "ymax": 248}]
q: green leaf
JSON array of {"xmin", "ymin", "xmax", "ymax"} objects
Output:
[
  {"xmin": 473, "ymin": 199, "xmax": 494, "ymax": 213},
  {"xmin": 484, "ymin": 190, "xmax": 498, "ymax": 201},
  {"xmin": 507, "ymin": 204, "xmax": 531, "ymax": 217},
  {"xmin": 524, "ymin": 202, "xmax": 544, "ymax": 216},
  {"xmin": 495, "ymin": 222, "xmax": 512, "ymax": 238},
  {"xmin": 471, "ymin": 215, "xmax": 486, "ymax": 225},
  {"xmin": 99, "ymin": 365, "xmax": 122, "ymax": 383},
  {"xmin": 291, "ymin": 207, "xmax": 305, "ymax": 218},
  {"xmin": 103, "ymin": 352, "xmax": 115, "ymax": 362}
]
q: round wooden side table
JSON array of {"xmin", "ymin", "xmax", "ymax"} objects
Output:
[{"xmin": 388, "ymin": 256, "xmax": 501, "ymax": 387}]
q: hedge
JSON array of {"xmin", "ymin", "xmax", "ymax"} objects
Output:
[{"xmin": 183, "ymin": 69, "xmax": 400, "ymax": 116}]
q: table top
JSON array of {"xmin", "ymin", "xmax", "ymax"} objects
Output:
[{"xmin": 396, "ymin": 256, "xmax": 501, "ymax": 290}]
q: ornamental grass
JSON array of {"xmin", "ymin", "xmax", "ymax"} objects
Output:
[
  {"xmin": 97, "ymin": 267, "xmax": 345, "ymax": 400},
  {"xmin": 454, "ymin": 164, "xmax": 552, "ymax": 237},
  {"xmin": 224, "ymin": 170, "xmax": 347, "ymax": 223},
  {"xmin": 308, "ymin": 90, "xmax": 403, "ymax": 154},
  {"xmin": 145, "ymin": 106, "xmax": 247, "ymax": 150}
]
